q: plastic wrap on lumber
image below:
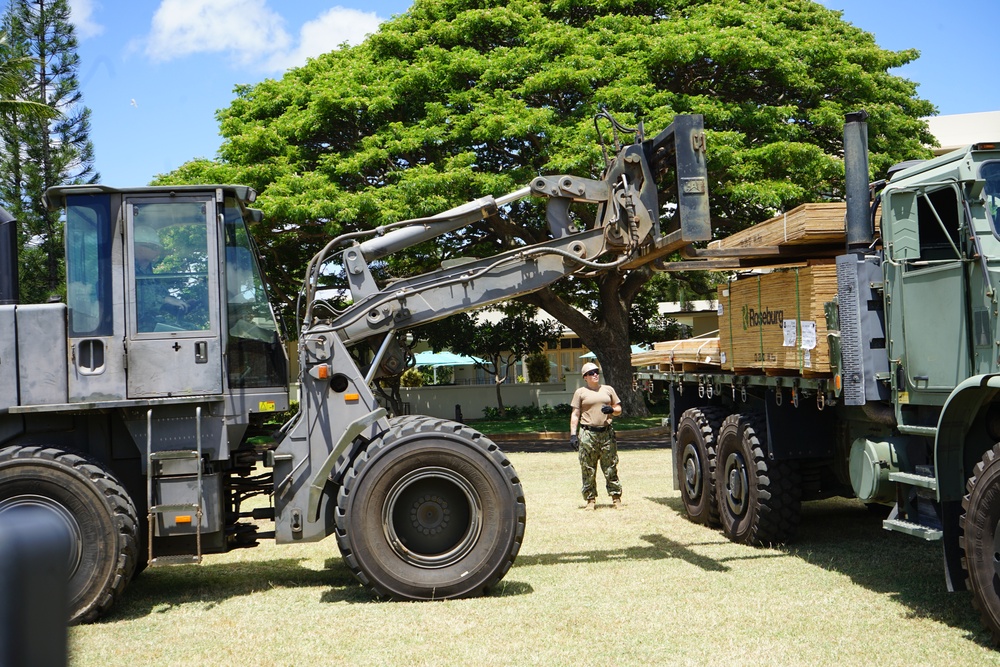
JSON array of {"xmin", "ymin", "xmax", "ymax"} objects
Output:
[
  {"xmin": 717, "ymin": 265, "xmax": 837, "ymax": 375},
  {"xmin": 710, "ymin": 203, "xmax": 847, "ymax": 250},
  {"xmin": 632, "ymin": 338, "xmax": 722, "ymax": 370}
]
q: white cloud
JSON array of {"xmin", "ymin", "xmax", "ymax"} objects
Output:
[
  {"xmin": 143, "ymin": 1, "xmax": 382, "ymax": 72},
  {"xmin": 264, "ymin": 7, "xmax": 382, "ymax": 71},
  {"xmin": 68, "ymin": 0, "xmax": 104, "ymax": 39},
  {"xmin": 145, "ymin": 0, "xmax": 292, "ymax": 65}
]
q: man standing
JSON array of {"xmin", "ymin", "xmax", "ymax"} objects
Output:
[{"xmin": 569, "ymin": 362, "xmax": 623, "ymax": 510}]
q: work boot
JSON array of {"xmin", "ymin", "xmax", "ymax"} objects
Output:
[
  {"xmin": 586, "ymin": 498, "xmax": 597, "ymax": 511},
  {"xmin": 612, "ymin": 496, "xmax": 621, "ymax": 509}
]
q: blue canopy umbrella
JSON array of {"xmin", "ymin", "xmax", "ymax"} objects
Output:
[{"xmin": 413, "ymin": 351, "xmax": 485, "ymax": 384}]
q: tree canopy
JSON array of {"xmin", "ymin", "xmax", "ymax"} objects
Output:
[
  {"xmin": 0, "ymin": 0, "xmax": 97, "ymax": 303},
  {"xmin": 156, "ymin": 0, "xmax": 935, "ymax": 413}
]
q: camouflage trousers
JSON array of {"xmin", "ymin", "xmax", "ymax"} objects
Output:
[{"xmin": 579, "ymin": 426, "xmax": 622, "ymax": 501}]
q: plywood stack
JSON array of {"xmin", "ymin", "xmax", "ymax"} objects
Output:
[
  {"xmin": 632, "ymin": 338, "xmax": 722, "ymax": 371},
  {"xmin": 717, "ymin": 264, "xmax": 837, "ymax": 376},
  {"xmin": 710, "ymin": 203, "xmax": 847, "ymax": 250}
]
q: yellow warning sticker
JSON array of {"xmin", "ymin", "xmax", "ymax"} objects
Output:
[{"xmin": 258, "ymin": 401, "xmax": 276, "ymax": 412}]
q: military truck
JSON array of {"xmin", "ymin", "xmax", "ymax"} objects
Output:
[
  {"xmin": 0, "ymin": 114, "xmax": 711, "ymax": 623},
  {"xmin": 637, "ymin": 111, "xmax": 1000, "ymax": 641}
]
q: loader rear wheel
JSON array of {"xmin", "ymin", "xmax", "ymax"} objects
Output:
[
  {"xmin": 960, "ymin": 443, "xmax": 1000, "ymax": 643},
  {"xmin": 675, "ymin": 406, "xmax": 727, "ymax": 526},
  {"xmin": 0, "ymin": 445, "xmax": 138, "ymax": 624},
  {"xmin": 715, "ymin": 413, "xmax": 801, "ymax": 546},
  {"xmin": 335, "ymin": 416, "xmax": 525, "ymax": 600}
]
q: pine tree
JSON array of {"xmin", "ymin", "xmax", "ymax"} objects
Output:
[{"xmin": 0, "ymin": 0, "xmax": 97, "ymax": 303}]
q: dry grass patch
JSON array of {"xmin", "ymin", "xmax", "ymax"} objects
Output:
[{"xmin": 69, "ymin": 448, "xmax": 1000, "ymax": 666}]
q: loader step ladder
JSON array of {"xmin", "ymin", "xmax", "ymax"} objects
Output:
[{"xmin": 146, "ymin": 406, "xmax": 204, "ymax": 566}]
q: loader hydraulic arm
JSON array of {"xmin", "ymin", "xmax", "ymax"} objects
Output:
[{"xmin": 300, "ymin": 113, "xmax": 711, "ymax": 354}]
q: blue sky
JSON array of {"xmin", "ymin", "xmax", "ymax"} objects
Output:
[{"xmin": 49, "ymin": 0, "xmax": 1000, "ymax": 188}]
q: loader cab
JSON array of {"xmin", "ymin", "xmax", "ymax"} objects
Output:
[{"xmin": 47, "ymin": 185, "xmax": 288, "ymax": 410}]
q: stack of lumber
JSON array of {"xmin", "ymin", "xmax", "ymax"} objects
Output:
[
  {"xmin": 717, "ymin": 264, "xmax": 837, "ymax": 376},
  {"xmin": 710, "ymin": 202, "xmax": 847, "ymax": 250},
  {"xmin": 631, "ymin": 338, "xmax": 722, "ymax": 371}
]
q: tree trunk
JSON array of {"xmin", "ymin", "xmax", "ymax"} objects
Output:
[
  {"xmin": 495, "ymin": 376, "xmax": 506, "ymax": 417},
  {"xmin": 521, "ymin": 275, "xmax": 650, "ymax": 417}
]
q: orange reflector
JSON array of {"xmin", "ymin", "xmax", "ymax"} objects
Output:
[
  {"xmin": 344, "ymin": 393, "xmax": 360, "ymax": 402},
  {"xmin": 834, "ymin": 374, "xmax": 842, "ymax": 391},
  {"xmin": 176, "ymin": 515, "xmax": 192, "ymax": 525},
  {"xmin": 317, "ymin": 365, "xmax": 330, "ymax": 379}
]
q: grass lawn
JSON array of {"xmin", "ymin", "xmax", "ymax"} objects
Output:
[
  {"xmin": 69, "ymin": 447, "xmax": 1000, "ymax": 666},
  {"xmin": 469, "ymin": 415, "xmax": 665, "ymax": 434}
]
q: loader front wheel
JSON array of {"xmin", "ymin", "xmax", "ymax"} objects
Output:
[
  {"xmin": 960, "ymin": 443, "xmax": 1000, "ymax": 643},
  {"xmin": 715, "ymin": 413, "xmax": 801, "ymax": 546},
  {"xmin": 0, "ymin": 445, "xmax": 138, "ymax": 624},
  {"xmin": 335, "ymin": 416, "xmax": 525, "ymax": 600},
  {"xmin": 675, "ymin": 406, "xmax": 727, "ymax": 526}
]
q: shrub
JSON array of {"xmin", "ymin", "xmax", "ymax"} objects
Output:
[
  {"xmin": 525, "ymin": 353, "xmax": 551, "ymax": 383},
  {"xmin": 400, "ymin": 368, "xmax": 425, "ymax": 387}
]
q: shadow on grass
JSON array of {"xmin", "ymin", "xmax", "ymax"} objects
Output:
[
  {"xmin": 109, "ymin": 554, "xmax": 535, "ymax": 622},
  {"xmin": 106, "ymin": 557, "xmax": 370, "ymax": 622},
  {"xmin": 514, "ymin": 533, "xmax": 754, "ymax": 572},
  {"xmin": 651, "ymin": 492, "xmax": 992, "ymax": 647}
]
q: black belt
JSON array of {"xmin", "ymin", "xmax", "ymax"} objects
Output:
[{"xmin": 580, "ymin": 424, "xmax": 610, "ymax": 433}]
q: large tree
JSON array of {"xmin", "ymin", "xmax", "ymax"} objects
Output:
[
  {"xmin": 156, "ymin": 0, "xmax": 935, "ymax": 414},
  {"xmin": 0, "ymin": 0, "xmax": 97, "ymax": 303}
]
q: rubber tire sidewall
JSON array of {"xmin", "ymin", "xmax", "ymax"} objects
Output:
[
  {"xmin": 0, "ymin": 446, "xmax": 136, "ymax": 624},
  {"xmin": 339, "ymin": 435, "xmax": 522, "ymax": 599}
]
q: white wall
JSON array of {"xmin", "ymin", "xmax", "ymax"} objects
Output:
[{"xmin": 398, "ymin": 381, "xmax": 568, "ymax": 420}]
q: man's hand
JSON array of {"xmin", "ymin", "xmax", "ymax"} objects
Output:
[
  {"xmin": 569, "ymin": 434, "xmax": 579, "ymax": 451},
  {"xmin": 601, "ymin": 405, "xmax": 615, "ymax": 415}
]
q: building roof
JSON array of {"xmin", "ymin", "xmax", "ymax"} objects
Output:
[{"xmin": 925, "ymin": 111, "xmax": 1000, "ymax": 155}]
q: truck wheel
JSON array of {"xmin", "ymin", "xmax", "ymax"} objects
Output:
[
  {"xmin": 675, "ymin": 406, "xmax": 727, "ymax": 525},
  {"xmin": 335, "ymin": 416, "xmax": 526, "ymax": 600},
  {"xmin": 0, "ymin": 445, "xmax": 138, "ymax": 624},
  {"xmin": 960, "ymin": 443, "xmax": 1000, "ymax": 643},
  {"xmin": 715, "ymin": 413, "xmax": 801, "ymax": 546}
]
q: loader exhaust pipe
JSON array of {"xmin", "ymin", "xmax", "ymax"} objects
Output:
[
  {"xmin": 844, "ymin": 110, "xmax": 872, "ymax": 255},
  {"xmin": 0, "ymin": 208, "xmax": 18, "ymax": 305}
]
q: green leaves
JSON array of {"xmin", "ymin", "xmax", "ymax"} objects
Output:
[{"xmin": 156, "ymin": 0, "xmax": 937, "ymax": 406}]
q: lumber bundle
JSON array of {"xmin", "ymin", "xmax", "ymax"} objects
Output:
[
  {"xmin": 717, "ymin": 265, "xmax": 838, "ymax": 376},
  {"xmin": 631, "ymin": 338, "xmax": 722, "ymax": 371},
  {"xmin": 710, "ymin": 202, "xmax": 847, "ymax": 250}
]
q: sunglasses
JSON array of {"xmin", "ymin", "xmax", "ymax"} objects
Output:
[{"xmin": 584, "ymin": 370, "xmax": 599, "ymax": 377}]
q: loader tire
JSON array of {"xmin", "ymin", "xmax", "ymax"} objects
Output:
[
  {"xmin": 715, "ymin": 413, "xmax": 801, "ymax": 546},
  {"xmin": 675, "ymin": 406, "xmax": 728, "ymax": 526},
  {"xmin": 335, "ymin": 415, "xmax": 525, "ymax": 600},
  {"xmin": 960, "ymin": 443, "xmax": 1000, "ymax": 644},
  {"xmin": 0, "ymin": 445, "xmax": 138, "ymax": 624}
]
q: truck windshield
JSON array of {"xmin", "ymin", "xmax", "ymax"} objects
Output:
[
  {"xmin": 984, "ymin": 161, "xmax": 1000, "ymax": 231},
  {"xmin": 223, "ymin": 198, "xmax": 287, "ymax": 388}
]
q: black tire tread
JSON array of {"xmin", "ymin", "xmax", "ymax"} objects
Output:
[
  {"xmin": 334, "ymin": 415, "xmax": 525, "ymax": 599},
  {"xmin": 716, "ymin": 412, "xmax": 801, "ymax": 546},
  {"xmin": 675, "ymin": 406, "xmax": 727, "ymax": 526},
  {"xmin": 0, "ymin": 445, "xmax": 138, "ymax": 624},
  {"xmin": 960, "ymin": 443, "xmax": 1000, "ymax": 645}
]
